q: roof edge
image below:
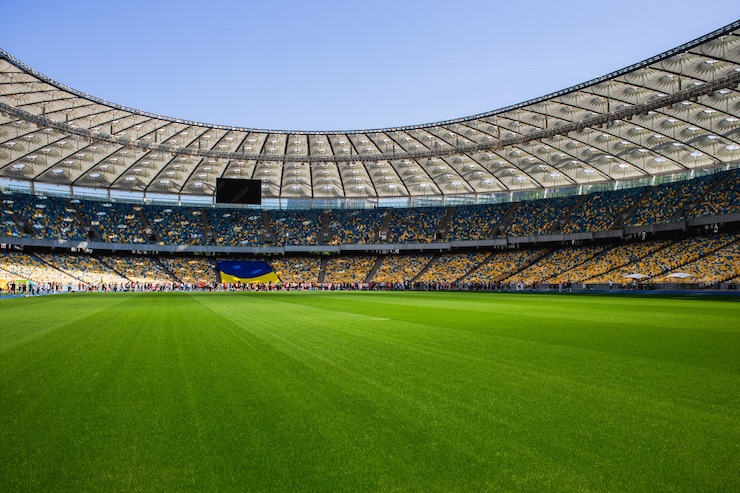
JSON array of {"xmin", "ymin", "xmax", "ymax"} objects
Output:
[{"xmin": 1, "ymin": 20, "xmax": 739, "ymax": 135}]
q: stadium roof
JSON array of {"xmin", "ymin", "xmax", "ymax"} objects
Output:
[{"xmin": 1, "ymin": 20, "xmax": 739, "ymax": 202}]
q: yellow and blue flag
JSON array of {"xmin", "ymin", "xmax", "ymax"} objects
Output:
[{"xmin": 217, "ymin": 260, "xmax": 279, "ymax": 284}]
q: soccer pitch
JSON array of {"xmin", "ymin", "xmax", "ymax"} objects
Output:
[{"xmin": 1, "ymin": 292, "xmax": 738, "ymax": 492}]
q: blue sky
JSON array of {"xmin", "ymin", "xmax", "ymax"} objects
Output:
[{"xmin": 2, "ymin": 1, "xmax": 738, "ymax": 131}]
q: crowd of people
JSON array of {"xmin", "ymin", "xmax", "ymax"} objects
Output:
[
  {"xmin": 2, "ymin": 169, "xmax": 738, "ymax": 248},
  {"xmin": 2, "ymin": 169, "xmax": 739, "ymax": 295},
  {"xmin": 2, "ymin": 229, "xmax": 739, "ymax": 296}
]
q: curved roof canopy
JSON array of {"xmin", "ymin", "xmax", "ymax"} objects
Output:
[{"xmin": 1, "ymin": 21, "xmax": 739, "ymax": 201}]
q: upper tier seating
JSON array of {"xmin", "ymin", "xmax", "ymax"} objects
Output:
[
  {"xmin": 145, "ymin": 204, "xmax": 205, "ymax": 245},
  {"xmin": 1, "ymin": 169, "xmax": 738, "ymax": 247},
  {"xmin": 328, "ymin": 208, "xmax": 385, "ymax": 245},
  {"xmin": 447, "ymin": 203, "xmax": 509, "ymax": 241},
  {"xmin": 75, "ymin": 200, "xmax": 147, "ymax": 243},
  {"xmin": 387, "ymin": 207, "xmax": 446, "ymax": 243},
  {"xmin": 269, "ymin": 209, "xmax": 324, "ymax": 246},
  {"xmin": 687, "ymin": 169, "xmax": 740, "ymax": 218},
  {"xmin": 561, "ymin": 187, "xmax": 646, "ymax": 233},
  {"xmin": 206, "ymin": 208, "xmax": 263, "ymax": 246}
]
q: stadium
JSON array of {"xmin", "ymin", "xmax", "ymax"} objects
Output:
[{"xmin": 1, "ymin": 10, "xmax": 739, "ymax": 492}]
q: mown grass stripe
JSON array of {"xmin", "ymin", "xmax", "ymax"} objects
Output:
[{"xmin": 0, "ymin": 292, "xmax": 738, "ymax": 491}]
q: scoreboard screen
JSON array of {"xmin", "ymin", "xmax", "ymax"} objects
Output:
[{"xmin": 215, "ymin": 178, "xmax": 261, "ymax": 205}]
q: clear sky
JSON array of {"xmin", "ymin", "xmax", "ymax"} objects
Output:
[{"xmin": 2, "ymin": 1, "xmax": 738, "ymax": 131}]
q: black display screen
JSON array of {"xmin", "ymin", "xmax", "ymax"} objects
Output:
[{"xmin": 215, "ymin": 178, "xmax": 261, "ymax": 205}]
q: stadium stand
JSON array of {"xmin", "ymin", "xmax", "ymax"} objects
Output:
[
  {"xmin": 687, "ymin": 169, "xmax": 740, "ymax": 218},
  {"xmin": 372, "ymin": 254, "xmax": 434, "ymax": 285},
  {"xmin": 387, "ymin": 207, "xmax": 447, "ymax": 243},
  {"xmin": 159, "ymin": 257, "xmax": 217, "ymax": 285},
  {"xmin": 464, "ymin": 249, "xmax": 547, "ymax": 285},
  {"xmin": 35, "ymin": 252, "xmax": 126, "ymax": 285},
  {"xmin": 504, "ymin": 245, "xmax": 607, "ymax": 287},
  {"xmin": 447, "ymin": 203, "xmax": 510, "ymax": 241},
  {"xmin": 586, "ymin": 234, "xmax": 737, "ymax": 285},
  {"xmin": 0, "ymin": 250, "xmax": 79, "ymax": 287},
  {"xmin": 1, "ymin": 23, "xmax": 739, "ymax": 293},
  {"xmin": 657, "ymin": 234, "xmax": 740, "ymax": 285},
  {"xmin": 269, "ymin": 256, "xmax": 322, "ymax": 284},
  {"xmin": 626, "ymin": 174, "xmax": 721, "ymax": 226},
  {"xmin": 328, "ymin": 208, "xmax": 385, "ymax": 245},
  {"xmin": 1, "ymin": 191, "xmax": 22, "ymax": 237},
  {"xmin": 504, "ymin": 196, "xmax": 578, "ymax": 237},
  {"xmin": 206, "ymin": 208, "xmax": 263, "ymax": 246},
  {"xmin": 269, "ymin": 209, "xmax": 324, "ymax": 246},
  {"xmin": 561, "ymin": 187, "xmax": 647, "ymax": 233},
  {"xmin": 563, "ymin": 240, "xmax": 671, "ymax": 284},
  {"xmin": 75, "ymin": 200, "xmax": 148, "ymax": 243},
  {"xmin": 1, "ymin": 170, "xmax": 739, "ymax": 292},
  {"xmin": 1, "ymin": 231, "xmax": 738, "ymax": 291},
  {"xmin": 416, "ymin": 252, "xmax": 490, "ymax": 284},
  {"xmin": 323, "ymin": 255, "xmax": 376, "ymax": 284},
  {"xmin": 100, "ymin": 255, "xmax": 175, "ymax": 284},
  {"xmin": 7, "ymin": 194, "xmax": 87, "ymax": 241},
  {"xmin": 145, "ymin": 204, "xmax": 205, "ymax": 245}
]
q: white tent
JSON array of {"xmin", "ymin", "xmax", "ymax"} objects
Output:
[
  {"xmin": 665, "ymin": 272, "xmax": 695, "ymax": 279},
  {"xmin": 623, "ymin": 274, "xmax": 647, "ymax": 279}
]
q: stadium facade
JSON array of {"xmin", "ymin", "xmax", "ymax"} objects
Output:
[
  {"xmin": 0, "ymin": 21, "xmax": 739, "ymax": 290},
  {"xmin": 1, "ymin": 21, "xmax": 739, "ymax": 207}
]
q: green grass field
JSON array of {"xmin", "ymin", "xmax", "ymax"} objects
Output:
[{"xmin": 1, "ymin": 292, "xmax": 738, "ymax": 492}]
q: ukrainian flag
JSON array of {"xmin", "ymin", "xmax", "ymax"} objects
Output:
[{"xmin": 217, "ymin": 260, "xmax": 279, "ymax": 284}]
